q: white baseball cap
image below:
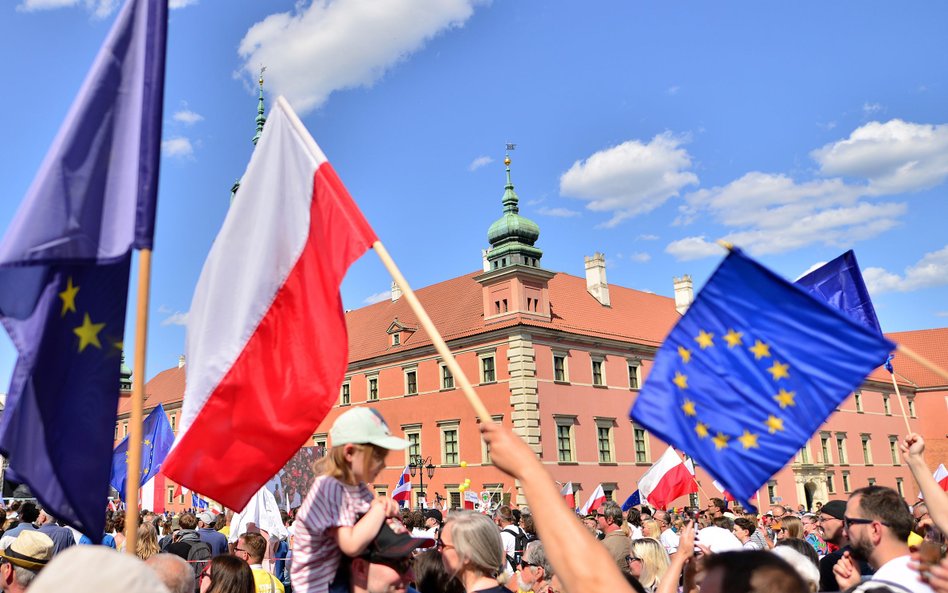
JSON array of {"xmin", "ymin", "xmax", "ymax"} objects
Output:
[{"xmin": 330, "ymin": 408, "xmax": 410, "ymax": 450}]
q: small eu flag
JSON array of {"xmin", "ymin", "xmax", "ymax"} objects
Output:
[
  {"xmin": 630, "ymin": 247, "xmax": 894, "ymax": 508},
  {"xmin": 110, "ymin": 404, "xmax": 175, "ymax": 497},
  {"xmin": 0, "ymin": 0, "xmax": 166, "ymax": 541}
]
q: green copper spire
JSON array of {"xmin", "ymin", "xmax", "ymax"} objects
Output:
[
  {"xmin": 252, "ymin": 67, "xmax": 267, "ymax": 146},
  {"xmin": 485, "ymin": 150, "xmax": 543, "ymax": 270}
]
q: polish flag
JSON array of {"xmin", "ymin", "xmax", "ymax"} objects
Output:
[
  {"xmin": 561, "ymin": 482, "xmax": 575, "ymax": 510},
  {"xmin": 162, "ymin": 97, "xmax": 377, "ymax": 510},
  {"xmin": 712, "ymin": 480, "xmax": 735, "ymax": 503},
  {"xmin": 921, "ymin": 464, "xmax": 948, "ymax": 499},
  {"xmin": 638, "ymin": 447, "xmax": 698, "ymax": 510},
  {"xmin": 392, "ymin": 465, "xmax": 412, "ymax": 507},
  {"xmin": 578, "ymin": 484, "xmax": 606, "ymax": 515},
  {"xmin": 139, "ymin": 472, "xmax": 165, "ymax": 514}
]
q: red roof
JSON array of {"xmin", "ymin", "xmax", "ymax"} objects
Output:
[
  {"xmin": 119, "ymin": 365, "xmax": 185, "ymax": 415},
  {"xmin": 884, "ymin": 327, "xmax": 948, "ymax": 388},
  {"xmin": 345, "ymin": 270, "xmax": 682, "ymax": 362}
]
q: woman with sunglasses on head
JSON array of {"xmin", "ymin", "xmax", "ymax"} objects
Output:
[
  {"xmin": 627, "ymin": 538, "xmax": 669, "ymax": 593},
  {"xmin": 439, "ymin": 511, "xmax": 507, "ymax": 593},
  {"xmin": 199, "ymin": 555, "xmax": 255, "ymax": 593}
]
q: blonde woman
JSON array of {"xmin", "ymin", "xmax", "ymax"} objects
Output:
[
  {"xmin": 641, "ymin": 519, "xmax": 661, "ymax": 540},
  {"xmin": 136, "ymin": 522, "xmax": 160, "ymax": 561},
  {"xmin": 628, "ymin": 538, "xmax": 670, "ymax": 593}
]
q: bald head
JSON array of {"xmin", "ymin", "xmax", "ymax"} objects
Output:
[{"xmin": 146, "ymin": 553, "xmax": 192, "ymax": 593}]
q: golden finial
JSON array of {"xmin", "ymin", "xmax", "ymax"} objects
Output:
[
  {"xmin": 258, "ymin": 65, "xmax": 267, "ymax": 88},
  {"xmin": 504, "ymin": 155, "xmax": 511, "ymax": 166}
]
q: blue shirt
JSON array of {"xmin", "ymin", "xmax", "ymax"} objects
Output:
[{"xmin": 197, "ymin": 527, "xmax": 229, "ymax": 556}]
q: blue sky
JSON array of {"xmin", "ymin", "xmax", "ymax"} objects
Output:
[{"xmin": 2, "ymin": 0, "xmax": 947, "ymax": 385}]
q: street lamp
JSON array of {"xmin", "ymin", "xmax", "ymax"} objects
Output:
[{"xmin": 409, "ymin": 455, "xmax": 437, "ymax": 509}]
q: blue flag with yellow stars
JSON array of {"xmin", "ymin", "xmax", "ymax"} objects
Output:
[
  {"xmin": 110, "ymin": 404, "xmax": 175, "ymax": 498},
  {"xmin": 630, "ymin": 247, "xmax": 894, "ymax": 509},
  {"xmin": 0, "ymin": 0, "xmax": 166, "ymax": 541}
]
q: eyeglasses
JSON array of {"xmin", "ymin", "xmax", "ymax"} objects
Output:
[
  {"xmin": 436, "ymin": 539, "xmax": 455, "ymax": 551},
  {"xmin": 625, "ymin": 555, "xmax": 642, "ymax": 563},
  {"xmin": 234, "ymin": 548, "xmax": 247, "ymax": 554},
  {"xmin": 843, "ymin": 516, "xmax": 890, "ymax": 530},
  {"xmin": 915, "ymin": 512, "xmax": 930, "ymax": 524},
  {"xmin": 519, "ymin": 560, "xmax": 539, "ymax": 570}
]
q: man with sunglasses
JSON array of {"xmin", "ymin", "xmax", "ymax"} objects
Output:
[
  {"xmin": 833, "ymin": 486, "xmax": 933, "ymax": 592},
  {"xmin": 349, "ymin": 518, "xmax": 433, "ymax": 593},
  {"xmin": 516, "ymin": 541, "xmax": 554, "ymax": 593}
]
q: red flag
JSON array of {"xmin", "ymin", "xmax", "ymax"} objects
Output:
[
  {"xmin": 162, "ymin": 97, "xmax": 377, "ymax": 510},
  {"xmin": 560, "ymin": 482, "xmax": 575, "ymax": 510},
  {"xmin": 639, "ymin": 447, "xmax": 697, "ymax": 509},
  {"xmin": 579, "ymin": 484, "xmax": 606, "ymax": 515}
]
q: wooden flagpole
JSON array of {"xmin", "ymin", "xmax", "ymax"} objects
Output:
[
  {"xmin": 372, "ymin": 241, "xmax": 492, "ymax": 424},
  {"xmin": 888, "ymin": 372, "xmax": 913, "ymax": 435},
  {"xmin": 897, "ymin": 343, "xmax": 948, "ymax": 382},
  {"xmin": 124, "ymin": 249, "xmax": 153, "ymax": 554}
]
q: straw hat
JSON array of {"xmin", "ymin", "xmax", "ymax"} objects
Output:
[{"xmin": 0, "ymin": 530, "xmax": 54, "ymax": 571}]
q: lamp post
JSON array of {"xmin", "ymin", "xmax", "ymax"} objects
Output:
[{"xmin": 409, "ymin": 455, "xmax": 437, "ymax": 509}]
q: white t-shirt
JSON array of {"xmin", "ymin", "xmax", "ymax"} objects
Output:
[
  {"xmin": 659, "ymin": 528, "xmax": 680, "ymax": 554},
  {"xmin": 868, "ymin": 555, "xmax": 934, "ymax": 593},
  {"xmin": 695, "ymin": 526, "xmax": 742, "ymax": 553},
  {"xmin": 499, "ymin": 525, "xmax": 524, "ymax": 574}
]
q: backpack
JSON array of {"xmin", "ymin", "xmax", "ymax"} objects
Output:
[
  {"xmin": 182, "ymin": 540, "xmax": 212, "ymax": 591},
  {"xmin": 502, "ymin": 526, "xmax": 527, "ymax": 569}
]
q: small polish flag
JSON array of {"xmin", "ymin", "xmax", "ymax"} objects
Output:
[
  {"xmin": 712, "ymin": 480, "xmax": 735, "ymax": 502},
  {"xmin": 639, "ymin": 447, "xmax": 698, "ymax": 510},
  {"xmin": 921, "ymin": 464, "xmax": 948, "ymax": 499},
  {"xmin": 560, "ymin": 482, "xmax": 575, "ymax": 510},
  {"xmin": 579, "ymin": 484, "xmax": 606, "ymax": 516},
  {"xmin": 392, "ymin": 465, "xmax": 412, "ymax": 508}
]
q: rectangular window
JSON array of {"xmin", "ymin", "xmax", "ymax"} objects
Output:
[
  {"xmin": 908, "ymin": 399, "xmax": 916, "ymax": 418},
  {"xmin": 392, "ymin": 333, "xmax": 400, "ymax": 346},
  {"xmin": 868, "ymin": 477, "xmax": 876, "ymax": 486},
  {"xmin": 123, "ymin": 422, "xmax": 128, "ymax": 437},
  {"xmin": 442, "ymin": 429, "xmax": 459, "ymax": 465},
  {"xmin": 553, "ymin": 355, "xmax": 567, "ymax": 382},
  {"xmin": 406, "ymin": 370, "xmax": 417, "ymax": 395},
  {"xmin": 341, "ymin": 382, "xmax": 351, "ymax": 405},
  {"xmin": 862, "ymin": 435, "xmax": 873, "ymax": 465},
  {"xmin": 368, "ymin": 377, "xmax": 379, "ymax": 401},
  {"xmin": 767, "ymin": 481, "xmax": 777, "ymax": 504},
  {"xmin": 843, "ymin": 472, "xmax": 851, "ymax": 493},
  {"xmin": 167, "ymin": 486, "xmax": 175, "ymax": 505},
  {"xmin": 592, "ymin": 359, "xmax": 604, "ymax": 386},
  {"xmin": 481, "ymin": 356, "xmax": 496, "ymax": 383},
  {"xmin": 628, "ymin": 363, "xmax": 640, "ymax": 389},
  {"xmin": 883, "ymin": 395, "xmax": 891, "ymax": 415},
  {"xmin": 556, "ymin": 423, "xmax": 574, "ymax": 462},
  {"xmin": 406, "ymin": 431, "xmax": 421, "ymax": 462},
  {"xmin": 890, "ymin": 437, "xmax": 900, "ymax": 465},
  {"xmin": 634, "ymin": 426, "xmax": 649, "ymax": 463},
  {"xmin": 441, "ymin": 365, "xmax": 454, "ymax": 390},
  {"xmin": 854, "ymin": 392, "xmax": 863, "ymax": 413},
  {"xmin": 826, "ymin": 473, "xmax": 836, "ymax": 494},
  {"xmin": 449, "ymin": 491, "xmax": 461, "ymax": 509},
  {"xmin": 896, "ymin": 478, "xmax": 904, "ymax": 497},
  {"xmin": 836, "ymin": 434, "xmax": 848, "ymax": 464},
  {"xmin": 597, "ymin": 426, "xmax": 613, "ymax": 463},
  {"xmin": 821, "ymin": 433, "xmax": 832, "ymax": 464},
  {"xmin": 799, "ymin": 446, "xmax": 810, "ymax": 464}
]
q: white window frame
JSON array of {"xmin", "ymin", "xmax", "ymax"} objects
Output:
[
  {"xmin": 553, "ymin": 351, "xmax": 569, "ymax": 383},
  {"xmin": 403, "ymin": 424, "xmax": 421, "ymax": 464},
  {"xmin": 836, "ymin": 433, "xmax": 848, "ymax": 464},
  {"xmin": 591, "ymin": 355, "xmax": 606, "ymax": 387},
  {"xmin": 340, "ymin": 381, "xmax": 351, "ymax": 405},
  {"xmin": 440, "ymin": 363, "xmax": 455, "ymax": 390},
  {"xmin": 554, "ymin": 415, "xmax": 577, "ymax": 463},
  {"xmin": 478, "ymin": 351, "xmax": 497, "ymax": 384},
  {"xmin": 595, "ymin": 418, "xmax": 615, "ymax": 463},
  {"xmin": 439, "ymin": 420, "xmax": 460, "ymax": 466},
  {"xmin": 403, "ymin": 366, "xmax": 418, "ymax": 396},
  {"xmin": 861, "ymin": 434, "xmax": 873, "ymax": 465},
  {"xmin": 627, "ymin": 360, "xmax": 641, "ymax": 390},
  {"xmin": 633, "ymin": 423, "xmax": 651, "ymax": 464},
  {"xmin": 367, "ymin": 374, "xmax": 379, "ymax": 401},
  {"xmin": 820, "ymin": 432, "xmax": 832, "ymax": 464}
]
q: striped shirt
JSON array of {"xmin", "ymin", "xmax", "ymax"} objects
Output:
[{"xmin": 290, "ymin": 475, "xmax": 372, "ymax": 593}]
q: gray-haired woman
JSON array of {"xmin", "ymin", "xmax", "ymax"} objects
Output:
[{"xmin": 439, "ymin": 511, "xmax": 507, "ymax": 593}]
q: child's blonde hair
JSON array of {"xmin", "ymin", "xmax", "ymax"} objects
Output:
[{"xmin": 316, "ymin": 443, "xmax": 389, "ymax": 485}]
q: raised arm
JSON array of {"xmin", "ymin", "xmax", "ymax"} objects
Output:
[{"xmin": 901, "ymin": 433, "xmax": 948, "ymax": 533}]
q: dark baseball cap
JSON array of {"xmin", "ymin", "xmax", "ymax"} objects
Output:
[
  {"xmin": 820, "ymin": 500, "xmax": 847, "ymax": 520},
  {"xmin": 423, "ymin": 509, "xmax": 443, "ymax": 524},
  {"xmin": 362, "ymin": 518, "xmax": 434, "ymax": 563}
]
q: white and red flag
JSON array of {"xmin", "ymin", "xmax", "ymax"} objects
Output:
[
  {"xmin": 578, "ymin": 484, "xmax": 606, "ymax": 515},
  {"xmin": 162, "ymin": 97, "xmax": 378, "ymax": 510},
  {"xmin": 392, "ymin": 465, "xmax": 412, "ymax": 508},
  {"xmin": 712, "ymin": 480, "xmax": 735, "ymax": 503},
  {"xmin": 561, "ymin": 482, "xmax": 575, "ymax": 509},
  {"xmin": 638, "ymin": 447, "xmax": 698, "ymax": 510},
  {"xmin": 920, "ymin": 464, "xmax": 948, "ymax": 499},
  {"xmin": 463, "ymin": 490, "xmax": 479, "ymax": 510}
]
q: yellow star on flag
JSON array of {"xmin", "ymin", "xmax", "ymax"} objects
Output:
[
  {"xmin": 723, "ymin": 329, "xmax": 744, "ymax": 348},
  {"xmin": 695, "ymin": 330, "xmax": 714, "ymax": 350},
  {"xmin": 678, "ymin": 346, "xmax": 692, "ymax": 363},
  {"xmin": 749, "ymin": 340, "xmax": 771, "ymax": 360},
  {"xmin": 74, "ymin": 313, "xmax": 106, "ymax": 352},
  {"xmin": 673, "ymin": 371, "xmax": 688, "ymax": 389},
  {"xmin": 765, "ymin": 415, "xmax": 784, "ymax": 434},
  {"xmin": 143, "ymin": 439, "xmax": 152, "ymax": 446},
  {"xmin": 58, "ymin": 277, "xmax": 79, "ymax": 317},
  {"xmin": 111, "ymin": 339, "xmax": 124, "ymax": 351},
  {"xmin": 143, "ymin": 467, "xmax": 149, "ymax": 475},
  {"xmin": 738, "ymin": 430, "xmax": 759, "ymax": 449},
  {"xmin": 695, "ymin": 422, "xmax": 709, "ymax": 438},
  {"xmin": 773, "ymin": 389, "xmax": 796, "ymax": 409},
  {"xmin": 713, "ymin": 432, "xmax": 730, "ymax": 450},
  {"xmin": 681, "ymin": 399, "xmax": 697, "ymax": 417},
  {"xmin": 768, "ymin": 361, "xmax": 790, "ymax": 380}
]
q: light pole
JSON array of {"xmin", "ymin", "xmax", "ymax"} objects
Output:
[{"xmin": 409, "ymin": 455, "xmax": 436, "ymax": 509}]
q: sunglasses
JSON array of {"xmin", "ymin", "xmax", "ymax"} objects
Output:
[
  {"xmin": 843, "ymin": 516, "xmax": 890, "ymax": 529},
  {"xmin": 625, "ymin": 555, "xmax": 642, "ymax": 563},
  {"xmin": 519, "ymin": 560, "xmax": 539, "ymax": 570}
]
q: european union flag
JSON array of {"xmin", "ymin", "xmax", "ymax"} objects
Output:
[
  {"xmin": 0, "ymin": 0, "xmax": 166, "ymax": 541},
  {"xmin": 621, "ymin": 490, "xmax": 641, "ymax": 512},
  {"xmin": 795, "ymin": 250, "xmax": 883, "ymax": 335},
  {"xmin": 192, "ymin": 494, "xmax": 209, "ymax": 510},
  {"xmin": 110, "ymin": 404, "xmax": 174, "ymax": 497},
  {"xmin": 630, "ymin": 248, "xmax": 894, "ymax": 508}
]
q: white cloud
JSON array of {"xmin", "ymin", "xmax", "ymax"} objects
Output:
[
  {"xmin": 161, "ymin": 137, "xmax": 194, "ymax": 159},
  {"xmin": 629, "ymin": 252, "xmax": 651, "ymax": 263},
  {"xmin": 169, "ymin": 0, "xmax": 198, "ymax": 8},
  {"xmin": 863, "ymin": 245, "xmax": 948, "ymax": 294},
  {"xmin": 936, "ymin": 311, "xmax": 948, "ymax": 318},
  {"xmin": 363, "ymin": 291, "xmax": 390, "ymax": 305},
  {"xmin": 16, "ymin": 0, "xmax": 118, "ymax": 17},
  {"xmin": 161, "ymin": 311, "xmax": 189, "ymax": 326},
  {"xmin": 559, "ymin": 133, "xmax": 699, "ymax": 227},
  {"xmin": 537, "ymin": 207, "xmax": 580, "ymax": 218},
  {"xmin": 468, "ymin": 156, "xmax": 493, "ymax": 171},
  {"xmin": 811, "ymin": 120, "xmax": 948, "ymax": 194},
  {"xmin": 173, "ymin": 109, "xmax": 204, "ymax": 125},
  {"xmin": 637, "ymin": 234, "xmax": 659, "ymax": 241},
  {"xmin": 795, "ymin": 261, "xmax": 828, "ymax": 281},
  {"xmin": 665, "ymin": 236, "xmax": 722, "ymax": 261},
  {"xmin": 238, "ymin": 0, "xmax": 483, "ymax": 114},
  {"xmin": 862, "ymin": 102, "xmax": 884, "ymax": 116}
]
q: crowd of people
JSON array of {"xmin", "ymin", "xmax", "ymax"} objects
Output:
[{"xmin": 1, "ymin": 408, "xmax": 947, "ymax": 593}]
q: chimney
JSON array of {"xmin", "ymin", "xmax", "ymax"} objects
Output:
[
  {"xmin": 674, "ymin": 275, "xmax": 694, "ymax": 315},
  {"xmin": 391, "ymin": 281, "xmax": 402, "ymax": 302},
  {"xmin": 584, "ymin": 253, "xmax": 610, "ymax": 307},
  {"xmin": 482, "ymin": 249, "xmax": 491, "ymax": 273},
  {"xmin": 178, "ymin": 354, "xmax": 186, "ymax": 369}
]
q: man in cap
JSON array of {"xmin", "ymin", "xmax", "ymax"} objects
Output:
[
  {"xmin": 348, "ymin": 519, "xmax": 434, "ymax": 593},
  {"xmin": 196, "ymin": 511, "xmax": 229, "ymax": 555},
  {"xmin": 419, "ymin": 509, "xmax": 442, "ymax": 539},
  {"xmin": 0, "ymin": 530, "xmax": 54, "ymax": 592},
  {"xmin": 818, "ymin": 499, "xmax": 873, "ymax": 591}
]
